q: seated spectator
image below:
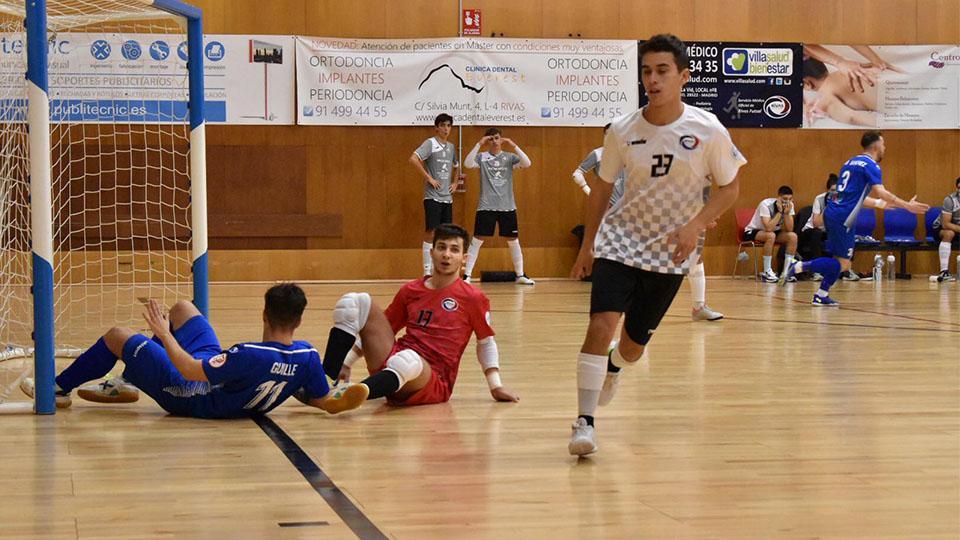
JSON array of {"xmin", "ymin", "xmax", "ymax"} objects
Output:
[
  {"xmin": 743, "ymin": 185, "xmax": 799, "ymax": 282},
  {"xmin": 931, "ymin": 177, "xmax": 960, "ymax": 282},
  {"xmin": 798, "ymin": 174, "xmax": 839, "ymax": 280}
]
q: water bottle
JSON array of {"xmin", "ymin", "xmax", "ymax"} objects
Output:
[
  {"xmin": 873, "ymin": 254, "xmax": 883, "ymax": 281},
  {"xmin": 886, "ymin": 254, "xmax": 895, "ymax": 280}
]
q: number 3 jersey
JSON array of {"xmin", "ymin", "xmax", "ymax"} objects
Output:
[
  {"xmin": 597, "ymin": 105, "xmax": 747, "ymax": 274},
  {"xmin": 199, "ymin": 341, "xmax": 329, "ymax": 418},
  {"xmin": 385, "ymin": 277, "xmax": 495, "ymax": 392}
]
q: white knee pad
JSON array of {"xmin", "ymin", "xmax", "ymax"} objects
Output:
[
  {"xmin": 333, "ymin": 292, "xmax": 371, "ymax": 336},
  {"xmin": 384, "ymin": 349, "xmax": 424, "ymax": 387}
]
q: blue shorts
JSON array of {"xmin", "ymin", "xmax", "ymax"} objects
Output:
[
  {"xmin": 121, "ymin": 315, "xmax": 222, "ymax": 417},
  {"xmin": 824, "ymin": 214, "xmax": 855, "ymax": 260}
]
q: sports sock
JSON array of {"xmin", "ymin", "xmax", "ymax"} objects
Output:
[
  {"xmin": 507, "ymin": 238, "xmax": 524, "ymax": 276},
  {"xmin": 689, "ymin": 262, "xmax": 706, "ymax": 309},
  {"xmin": 422, "ymin": 242, "xmax": 433, "ymax": 275},
  {"xmin": 939, "ymin": 242, "xmax": 950, "ymax": 272},
  {"xmin": 322, "ymin": 327, "xmax": 357, "ymax": 379},
  {"xmin": 763, "ymin": 255, "xmax": 772, "ymax": 273},
  {"xmin": 465, "ymin": 238, "xmax": 484, "ymax": 277},
  {"xmin": 55, "ymin": 337, "xmax": 117, "ymax": 392},
  {"xmin": 360, "ymin": 370, "xmax": 402, "ymax": 400},
  {"xmin": 577, "ymin": 352, "xmax": 606, "ymax": 422},
  {"xmin": 784, "ymin": 252, "xmax": 796, "ymax": 271}
]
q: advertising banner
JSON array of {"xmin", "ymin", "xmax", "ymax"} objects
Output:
[
  {"xmin": 638, "ymin": 41, "xmax": 803, "ymax": 128},
  {"xmin": 0, "ymin": 33, "xmax": 296, "ymax": 124},
  {"xmin": 802, "ymin": 44, "xmax": 960, "ymax": 129},
  {"xmin": 296, "ymin": 36, "xmax": 638, "ymax": 126}
]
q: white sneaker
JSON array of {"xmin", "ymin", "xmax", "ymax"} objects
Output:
[
  {"xmin": 20, "ymin": 377, "xmax": 72, "ymax": 408},
  {"xmin": 515, "ymin": 274, "xmax": 535, "ymax": 285},
  {"xmin": 568, "ymin": 417, "xmax": 598, "ymax": 456},
  {"xmin": 464, "ymin": 276, "xmax": 472, "ymax": 284},
  {"xmin": 760, "ymin": 269, "xmax": 779, "ymax": 283},
  {"xmin": 77, "ymin": 377, "xmax": 140, "ymax": 404},
  {"xmin": 811, "ymin": 273, "xmax": 824, "ymax": 282},
  {"xmin": 597, "ymin": 372, "xmax": 620, "ymax": 407},
  {"xmin": 692, "ymin": 304, "xmax": 724, "ymax": 321}
]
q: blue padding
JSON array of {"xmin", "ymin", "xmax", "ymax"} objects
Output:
[
  {"xmin": 193, "ymin": 252, "xmax": 209, "ymax": 318},
  {"xmin": 31, "ymin": 254, "xmax": 55, "ymax": 415}
]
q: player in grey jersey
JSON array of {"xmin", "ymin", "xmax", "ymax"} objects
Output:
[
  {"xmin": 574, "ymin": 125, "xmax": 723, "ymax": 322},
  {"xmin": 567, "ymin": 35, "xmax": 746, "ymax": 456},
  {"xmin": 931, "ymin": 177, "xmax": 960, "ymax": 282},
  {"xmin": 410, "ymin": 113, "xmax": 461, "ymax": 276},
  {"xmin": 463, "ymin": 127, "xmax": 534, "ymax": 284}
]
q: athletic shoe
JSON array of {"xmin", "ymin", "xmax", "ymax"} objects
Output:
[
  {"xmin": 568, "ymin": 417, "xmax": 598, "ymax": 456},
  {"xmin": 760, "ymin": 269, "xmax": 779, "ymax": 283},
  {"xmin": 19, "ymin": 377, "xmax": 72, "ymax": 409},
  {"xmin": 841, "ymin": 271, "xmax": 860, "ymax": 281},
  {"xmin": 515, "ymin": 274, "xmax": 536, "ymax": 285},
  {"xmin": 77, "ymin": 377, "xmax": 140, "ymax": 404},
  {"xmin": 597, "ymin": 371, "xmax": 621, "ymax": 407},
  {"xmin": 936, "ymin": 270, "xmax": 956, "ymax": 283},
  {"xmin": 778, "ymin": 261, "xmax": 801, "ymax": 286},
  {"xmin": 464, "ymin": 276, "xmax": 472, "ymax": 284},
  {"xmin": 320, "ymin": 383, "xmax": 369, "ymax": 415},
  {"xmin": 810, "ymin": 273, "xmax": 823, "ymax": 282},
  {"xmin": 692, "ymin": 305, "xmax": 724, "ymax": 321},
  {"xmin": 811, "ymin": 295, "xmax": 840, "ymax": 307}
]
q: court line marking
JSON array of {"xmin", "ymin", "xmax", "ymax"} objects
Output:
[{"xmin": 253, "ymin": 416, "xmax": 388, "ymax": 540}]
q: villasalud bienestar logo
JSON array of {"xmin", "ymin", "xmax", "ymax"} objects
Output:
[{"xmin": 722, "ymin": 48, "xmax": 793, "ymax": 76}]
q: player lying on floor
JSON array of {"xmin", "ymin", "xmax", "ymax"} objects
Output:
[
  {"xmin": 320, "ymin": 223, "xmax": 520, "ymax": 413},
  {"xmin": 21, "ymin": 283, "xmax": 337, "ymax": 418}
]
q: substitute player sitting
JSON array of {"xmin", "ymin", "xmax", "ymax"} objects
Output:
[
  {"xmin": 20, "ymin": 284, "xmax": 335, "ymax": 418},
  {"xmin": 320, "ymin": 223, "xmax": 519, "ymax": 412}
]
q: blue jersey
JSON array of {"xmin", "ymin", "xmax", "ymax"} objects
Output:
[
  {"xmin": 198, "ymin": 341, "xmax": 329, "ymax": 419},
  {"xmin": 826, "ymin": 154, "xmax": 882, "ymax": 228}
]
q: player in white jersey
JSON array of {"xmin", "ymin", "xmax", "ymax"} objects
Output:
[
  {"xmin": 410, "ymin": 113, "xmax": 461, "ymax": 276},
  {"xmin": 567, "ymin": 35, "xmax": 746, "ymax": 456},
  {"xmin": 574, "ymin": 124, "xmax": 723, "ymax": 321}
]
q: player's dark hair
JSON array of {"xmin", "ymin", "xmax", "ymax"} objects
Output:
[
  {"xmin": 434, "ymin": 113, "xmax": 453, "ymax": 127},
  {"xmin": 803, "ymin": 57, "xmax": 828, "ymax": 80},
  {"xmin": 264, "ymin": 283, "xmax": 307, "ymax": 330},
  {"xmin": 639, "ymin": 34, "xmax": 689, "ymax": 71},
  {"xmin": 826, "ymin": 173, "xmax": 838, "ymax": 189},
  {"xmin": 433, "ymin": 223, "xmax": 471, "ymax": 250},
  {"xmin": 778, "ymin": 185, "xmax": 793, "ymax": 196},
  {"xmin": 861, "ymin": 130, "xmax": 883, "ymax": 149},
  {"xmin": 603, "ymin": 122, "xmax": 611, "ymax": 132},
  {"xmin": 484, "ymin": 127, "xmax": 501, "ymax": 137}
]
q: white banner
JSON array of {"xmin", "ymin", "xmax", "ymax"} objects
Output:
[
  {"xmin": 295, "ymin": 36, "xmax": 638, "ymax": 126},
  {"xmin": 0, "ymin": 33, "xmax": 295, "ymax": 124},
  {"xmin": 802, "ymin": 45, "xmax": 960, "ymax": 129}
]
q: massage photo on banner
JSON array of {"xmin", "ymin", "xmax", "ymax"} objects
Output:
[{"xmin": 802, "ymin": 44, "xmax": 960, "ymax": 129}]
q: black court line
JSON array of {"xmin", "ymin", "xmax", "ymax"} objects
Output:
[
  {"xmin": 253, "ymin": 416, "xmax": 388, "ymax": 540},
  {"xmin": 278, "ymin": 521, "xmax": 330, "ymax": 528}
]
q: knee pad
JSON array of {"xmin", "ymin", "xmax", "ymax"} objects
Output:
[
  {"xmin": 384, "ymin": 349, "xmax": 424, "ymax": 387},
  {"xmin": 332, "ymin": 292, "xmax": 371, "ymax": 336}
]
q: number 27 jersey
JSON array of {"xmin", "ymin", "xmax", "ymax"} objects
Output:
[{"xmin": 597, "ymin": 105, "xmax": 746, "ymax": 275}]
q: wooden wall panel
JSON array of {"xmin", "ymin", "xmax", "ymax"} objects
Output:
[{"xmin": 187, "ymin": 0, "xmax": 958, "ymax": 279}]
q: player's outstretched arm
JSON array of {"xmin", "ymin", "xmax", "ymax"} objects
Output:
[
  {"xmin": 477, "ymin": 337, "xmax": 519, "ymax": 402},
  {"xmin": 142, "ymin": 299, "xmax": 208, "ymax": 382},
  {"xmin": 571, "ymin": 168, "xmax": 591, "ymax": 195},
  {"xmin": 869, "ymin": 185, "xmax": 930, "ymax": 215}
]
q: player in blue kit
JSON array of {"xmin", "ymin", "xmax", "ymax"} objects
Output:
[
  {"xmin": 781, "ymin": 131, "xmax": 928, "ymax": 305},
  {"xmin": 20, "ymin": 283, "xmax": 339, "ymax": 418}
]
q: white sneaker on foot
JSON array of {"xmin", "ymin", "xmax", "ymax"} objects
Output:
[
  {"xmin": 692, "ymin": 304, "xmax": 724, "ymax": 321},
  {"xmin": 77, "ymin": 377, "xmax": 139, "ymax": 404},
  {"xmin": 20, "ymin": 377, "xmax": 72, "ymax": 408},
  {"xmin": 568, "ymin": 417, "xmax": 598, "ymax": 456},
  {"xmin": 760, "ymin": 269, "xmax": 779, "ymax": 283},
  {"xmin": 597, "ymin": 371, "xmax": 620, "ymax": 407},
  {"xmin": 515, "ymin": 274, "xmax": 535, "ymax": 285}
]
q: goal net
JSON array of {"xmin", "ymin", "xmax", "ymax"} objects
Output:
[{"xmin": 0, "ymin": 0, "xmax": 207, "ymax": 412}]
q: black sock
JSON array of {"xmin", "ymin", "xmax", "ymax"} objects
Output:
[
  {"xmin": 322, "ymin": 327, "xmax": 356, "ymax": 379},
  {"xmin": 578, "ymin": 415, "xmax": 595, "ymax": 427},
  {"xmin": 606, "ymin": 352, "xmax": 621, "ymax": 373},
  {"xmin": 361, "ymin": 370, "xmax": 402, "ymax": 400}
]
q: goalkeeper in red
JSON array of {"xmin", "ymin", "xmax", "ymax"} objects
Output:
[{"xmin": 320, "ymin": 223, "xmax": 519, "ymax": 413}]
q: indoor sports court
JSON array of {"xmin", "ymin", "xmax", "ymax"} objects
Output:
[{"xmin": 1, "ymin": 1, "xmax": 957, "ymax": 539}]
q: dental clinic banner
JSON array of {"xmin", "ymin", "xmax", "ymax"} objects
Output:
[
  {"xmin": 295, "ymin": 36, "xmax": 638, "ymax": 126},
  {"xmin": 0, "ymin": 33, "xmax": 296, "ymax": 124},
  {"xmin": 801, "ymin": 44, "xmax": 960, "ymax": 129},
  {"xmin": 638, "ymin": 41, "xmax": 803, "ymax": 128}
]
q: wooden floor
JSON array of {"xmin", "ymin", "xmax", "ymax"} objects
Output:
[{"xmin": 1, "ymin": 278, "xmax": 958, "ymax": 539}]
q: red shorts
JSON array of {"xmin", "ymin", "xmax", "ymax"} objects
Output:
[{"xmin": 373, "ymin": 343, "xmax": 452, "ymax": 406}]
